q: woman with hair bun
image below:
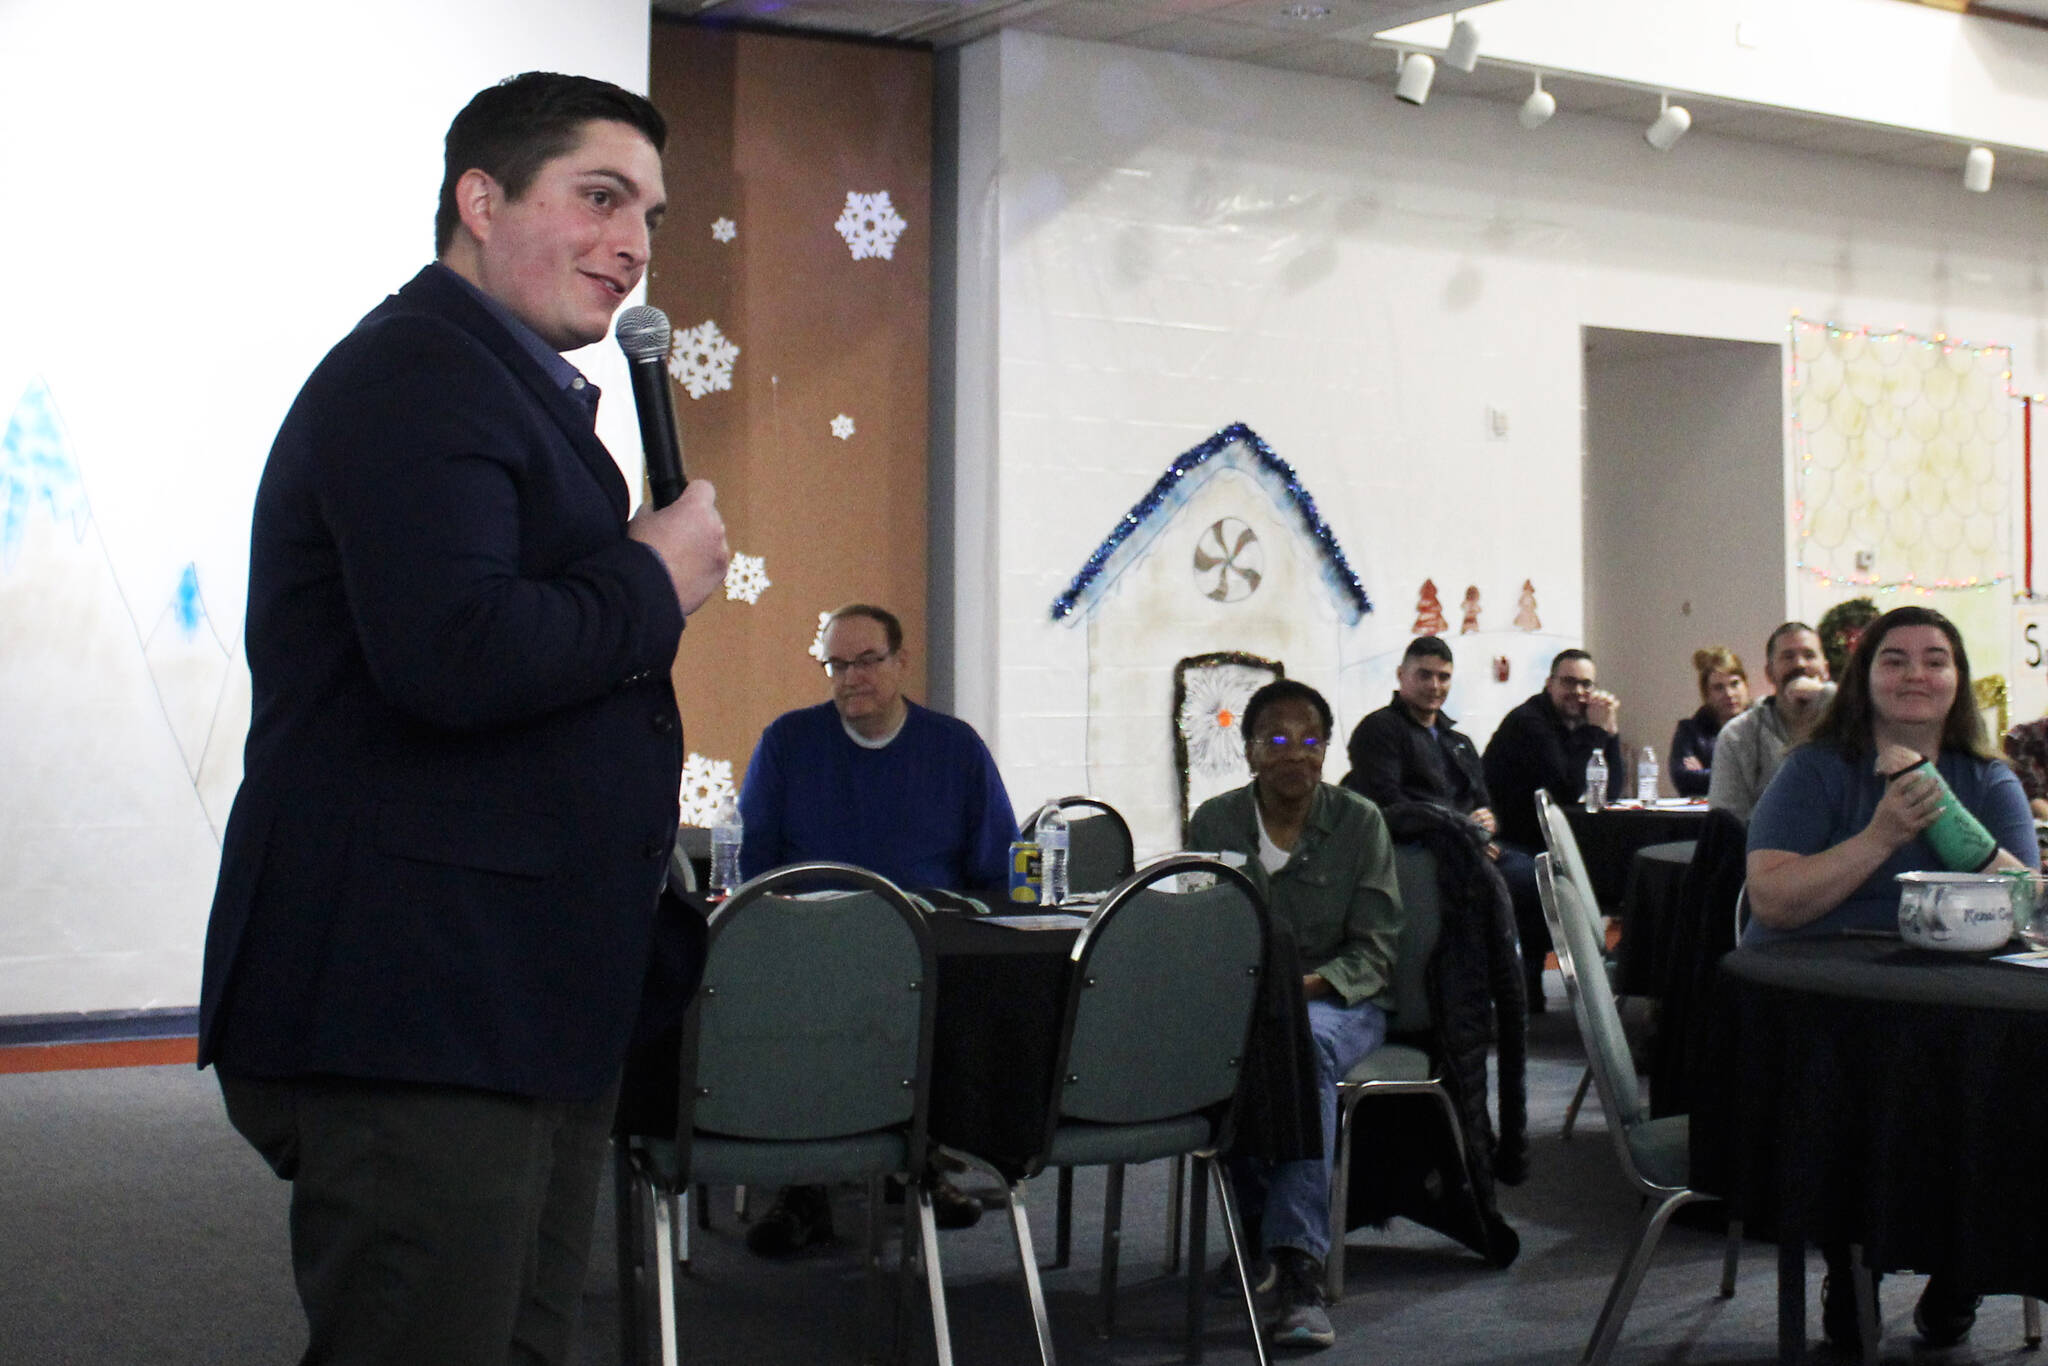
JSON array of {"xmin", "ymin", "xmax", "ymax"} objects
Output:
[{"xmin": 1669, "ymin": 646, "xmax": 1749, "ymax": 797}]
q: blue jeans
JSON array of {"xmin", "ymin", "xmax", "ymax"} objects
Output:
[{"xmin": 1232, "ymin": 996, "xmax": 1388, "ymax": 1262}]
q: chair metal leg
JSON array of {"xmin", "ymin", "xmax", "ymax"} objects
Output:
[
  {"xmin": 1326, "ymin": 1090, "xmax": 1364, "ymax": 1302},
  {"xmin": 696, "ymin": 1182, "xmax": 712, "ymax": 1229},
  {"xmin": 1163, "ymin": 1154, "xmax": 1186, "ymax": 1275},
  {"xmin": 1562, "ymin": 1067, "xmax": 1594, "ymax": 1140},
  {"xmin": 669, "ymin": 1189, "xmax": 688, "ymax": 1271},
  {"xmin": 1097, "ymin": 1163, "xmax": 1125, "ymax": 1339},
  {"xmin": 1582, "ymin": 1189, "xmax": 1699, "ymax": 1366},
  {"xmin": 1186, "ymin": 1151, "xmax": 1210, "ymax": 1364},
  {"xmin": 1052, "ymin": 1166, "xmax": 1074, "ymax": 1269},
  {"xmin": 913, "ymin": 1184, "xmax": 956, "ymax": 1366},
  {"xmin": 1720, "ymin": 1218, "xmax": 1742, "ymax": 1299},
  {"xmin": 652, "ymin": 1177, "xmax": 682, "ymax": 1366},
  {"xmin": 2024, "ymin": 1294, "xmax": 2042, "ymax": 1349},
  {"xmin": 863, "ymin": 1174, "xmax": 885, "ymax": 1365},
  {"xmin": 1004, "ymin": 1181, "xmax": 1058, "ymax": 1366},
  {"xmin": 1208, "ymin": 1155, "xmax": 1272, "ymax": 1366}
]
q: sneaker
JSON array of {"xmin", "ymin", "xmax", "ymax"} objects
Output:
[
  {"xmin": 1208, "ymin": 1253, "xmax": 1277, "ymax": 1299},
  {"xmin": 929, "ymin": 1176, "xmax": 983, "ymax": 1231},
  {"xmin": 745, "ymin": 1184, "xmax": 834, "ymax": 1257},
  {"xmin": 1820, "ymin": 1268, "xmax": 1881, "ymax": 1353},
  {"xmin": 1268, "ymin": 1247, "xmax": 1335, "ymax": 1350},
  {"xmin": 1912, "ymin": 1276, "xmax": 1981, "ymax": 1349}
]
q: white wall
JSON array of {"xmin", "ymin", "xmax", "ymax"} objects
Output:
[
  {"xmin": 949, "ymin": 30, "xmax": 2048, "ymax": 825},
  {"xmin": 1584, "ymin": 333, "xmax": 1785, "ymax": 787},
  {"xmin": 0, "ymin": 0, "xmax": 653, "ymax": 1015}
]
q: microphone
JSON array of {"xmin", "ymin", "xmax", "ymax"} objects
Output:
[{"xmin": 614, "ymin": 305, "xmax": 687, "ymax": 509}]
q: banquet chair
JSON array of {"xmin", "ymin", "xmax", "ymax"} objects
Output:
[
  {"xmin": 1536, "ymin": 789, "xmax": 1621, "ymax": 1140},
  {"xmin": 1536, "ymin": 854, "xmax": 1738, "ymax": 1366},
  {"xmin": 1324, "ymin": 841, "xmax": 1482, "ymax": 1300},
  {"xmin": 956, "ymin": 854, "xmax": 1272, "ymax": 1366},
  {"xmin": 617, "ymin": 862, "xmax": 953, "ymax": 1366},
  {"xmin": 1022, "ymin": 797, "xmax": 1145, "ymax": 1270}
]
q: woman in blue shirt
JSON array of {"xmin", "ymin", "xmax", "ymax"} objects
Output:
[{"xmin": 1743, "ymin": 605, "xmax": 2037, "ymax": 1351}]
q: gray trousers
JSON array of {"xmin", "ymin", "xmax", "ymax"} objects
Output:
[{"xmin": 218, "ymin": 1069, "xmax": 617, "ymax": 1366}]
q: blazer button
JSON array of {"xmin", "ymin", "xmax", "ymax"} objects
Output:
[
  {"xmin": 652, "ymin": 712, "xmax": 675, "ymax": 734},
  {"xmin": 644, "ymin": 838, "xmax": 669, "ymax": 861}
]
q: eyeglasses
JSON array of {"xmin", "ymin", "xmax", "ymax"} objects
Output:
[
  {"xmin": 1252, "ymin": 734, "xmax": 1324, "ymax": 754},
  {"xmin": 823, "ymin": 650, "xmax": 895, "ymax": 678}
]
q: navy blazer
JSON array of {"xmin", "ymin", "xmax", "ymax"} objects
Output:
[{"xmin": 199, "ymin": 266, "xmax": 687, "ymax": 1102}]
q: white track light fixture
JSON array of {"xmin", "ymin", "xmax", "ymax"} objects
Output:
[
  {"xmin": 1964, "ymin": 145, "xmax": 1995, "ymax": 193},
  {"xmin": 1444, "ymin": 13, "xmax": 1481, "ymax": 73},
  {"xmin": 1645, "ymin": 94, "xmax": 1691, "ymax": 151},
  {"xmin": 1519, "ymin": 73, "xmax": 1556, "ymax": 129},
  {"xmin": 1396, "ymin": 51, "xmax": 1437, "ymax": 106}
]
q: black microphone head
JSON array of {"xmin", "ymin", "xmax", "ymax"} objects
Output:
[{"xmin": 615, "ymin": 305, "xmax": 671, "ymax": 363}]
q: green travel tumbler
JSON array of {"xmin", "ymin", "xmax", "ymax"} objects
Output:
[{"xmin": 1887, "ymin": 757, "xmax": 1998, "ymax": 872}]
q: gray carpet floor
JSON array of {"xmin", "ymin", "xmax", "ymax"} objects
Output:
[{"xmin": 3, "ymin": 990, "xmax": 2041, "ymax": 1365}]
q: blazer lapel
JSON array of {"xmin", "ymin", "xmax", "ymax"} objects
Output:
[{"xmin": 398, "ymin": 268, "xmax": 632, "ymax": 520}]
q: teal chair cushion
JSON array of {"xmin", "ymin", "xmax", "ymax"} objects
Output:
[
  {"xmin": 643, "ymin": 1130, "xmax": 912, "ymax": 1188},
  {"xmin": 1042, "ymin": 1115, "xmax": 1216, "ymax": 1168},
  {"xmin": 1343, "ymin": 1042, "xmax": 1433, "ymax": 1086},
  {"xmin": 1623, "ymin": 1114, "xmax": 1690, "ymax": 1190}
]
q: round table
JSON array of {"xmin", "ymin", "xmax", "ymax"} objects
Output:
[
  {"xmin": 1692, "ymin": 936, "xmax": 2048, "ymax": 1359},
  {"xmin": 1616, "ymin": 839, "xmax": 1696, "ymax": 997},
  {"xmin": 1562, "ymin": 803, "xmax": 1708, "ymax": 912}
]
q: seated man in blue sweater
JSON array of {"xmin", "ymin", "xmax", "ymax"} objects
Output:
[{"xmin": 738, "ymin": 603, "xmax": 1019, "ymax": 1254}]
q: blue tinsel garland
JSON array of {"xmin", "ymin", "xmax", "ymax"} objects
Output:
[{"xmin": 1048, "ymin": 422, "xmax": 1371, "ymax": 625}]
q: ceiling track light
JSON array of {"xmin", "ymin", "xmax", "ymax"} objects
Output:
[
  {"xmin": 1519, "ymin": 72, "xmax": 1556, "ymax": 129},
  {"xmin": 1444, "ymin": 12, "xmax": 1481, "ymax": 73},
  {"xmin": 1964, "ymin": 145, "xmax": 1995, "ymax": 193},
  {"xmin": 1396, "ymin": 50, "xmax": 1436, "ymax": 106},
  {"xmin": 1645, "ymin": 93, "xmax": 1691, "ymax": 152}
]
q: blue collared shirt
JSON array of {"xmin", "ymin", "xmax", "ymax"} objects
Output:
[{"xmin": 429, "ymin": 261, "xmax": 601, "ymax": 426}]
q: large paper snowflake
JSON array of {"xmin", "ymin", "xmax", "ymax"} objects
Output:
[
  {"xmin": 724, "ymin": 552, "xmax": 770, "ymax": 605},
  {"xmin": 679, "ymin": 752, "xmax": 734, "ymax": 827},
  {"xmin": 711, "ymin": 217, "xmax": 736, "ymax": 243},
  {"xmin": 667, "ymin": 320, "xmax": 739, "ymax": 400},
  {"xmin": 834, "ymin": 190, "xmax": 908, "ymax": 261},
  {"xmin": 830, "ymin": 414, "xmax": 855, "ymax": 441},
  {"xmin": 808, "ymin": 611, "xmax": 832, "ymax": 662},
  {"xmin": 1179, "ymin": 663, "xmax": 1273, "ymax": 781}
]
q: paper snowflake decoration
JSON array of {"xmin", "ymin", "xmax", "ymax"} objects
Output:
[
  {"xmin": 679, "ymin": 751, "xmax": 735, "ymax": 827},
  {"xmin": 711, "ymin": 217, "xmax": 736, "ymax": 243},
  {"xmin": 807, "ymin": 611, "xmax": 833, "ymax": 663},
  {"xmin": 834, "ymin": 190, "xmax": 908, "ymax": 261},
  {"xmin": 667, "ymin": 320, "xmax": 739, "ymax": 400},
  {"xmin": 724, "ymin": 552, "xmax": 770, "ymax": 605},
  {"xmin": 830, "ymin": 413, "xmax": 855, "ymax": 441}
]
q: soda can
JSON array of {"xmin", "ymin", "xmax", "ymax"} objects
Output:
[{"xmin": 1007, "ymin": 841, "xmax": 1042, "ymax": 904}]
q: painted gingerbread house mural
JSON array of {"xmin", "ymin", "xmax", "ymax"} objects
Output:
[{"xmin": 1050, "ymin": 423, "xmax": 1371, "ymax": 853}]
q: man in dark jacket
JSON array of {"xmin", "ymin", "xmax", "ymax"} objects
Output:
[
  {"xmin": 200, "ymin": 74, "xmax": 731, "ymax": 1364},
  {"xmin": 1347, "ymin": 636, "xmax": 1545, "ymax": 1010},
  {"xmin": 1480, "ymin": 649, "xmax": 1623, "ymax": 1005}
]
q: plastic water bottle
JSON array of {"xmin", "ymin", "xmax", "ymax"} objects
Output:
[
  {"xmin": 1637, "ymin": 746, "xmax": 1660, "ymax": 803},
  {"xmin": 1037, "ymin": 806, "xmax": 1071, "ymax": 907},
  {"xmin": 1583, "ymin": 752, "xmax": 1608, "ymax": 813},
  {"xmin": 709, "ymin": 797, "xmax": 743, "ymax": 899}
]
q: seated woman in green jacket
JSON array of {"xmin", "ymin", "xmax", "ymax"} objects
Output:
[{"xmin": 1186, "ymin": 679, "xmax": 1403, "ymax": 1351}]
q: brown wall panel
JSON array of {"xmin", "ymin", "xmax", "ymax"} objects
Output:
[{"xmin": 647, "ymin": 23, "xmax": 931, "ymax": 795}]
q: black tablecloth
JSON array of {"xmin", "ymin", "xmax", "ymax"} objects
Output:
[
  {"xmin": 1692, "ymin": 937, "xmax": 2048, "ymax": 1300},
  {"xmin": 1561, "ymin": 804, "xmax": 1708, "ymax": 912},
  {"xmin": 1615, "ymin": 840, "xmax": 1695, "ymax": 997}
]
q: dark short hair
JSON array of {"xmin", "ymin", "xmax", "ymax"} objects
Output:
[
  {"xmin": 1806, "ymin": 606, "xmax": 1993, "ymax": 762},
  {"xmin": 1764, "ymin": 621, "xmax": 1817, "ymax": 660},
  {"xmin": 1403, "ymin": 636, "xmax": 1454, "ymax": 665},
  {"xmin": 1241, "ymin": 679, "xmax": 1333, "ymax": 742},
  {"xmin": 825, "ymin": 603, "xmax": 903, "ymax": 654},
  {"xmin": 1549, "ymin": 648, "xmax": 1594, "ymax": 676},
  {"xmin": 436, "ymin": 72, "xmax": 668, "ymax": 255}
]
